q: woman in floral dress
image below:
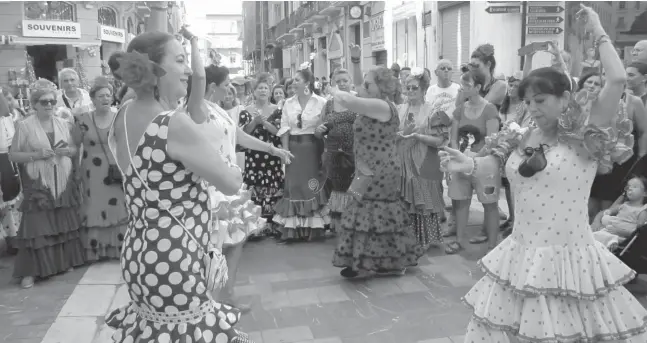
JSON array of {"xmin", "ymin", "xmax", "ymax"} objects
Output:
[
  {"xmin": 332, "ymin": 66, "xmax": 424, "ymax": 278},
  {"xmin": 440, "ymin": 6, "xmax": 647, "ymax": 342},
  {"xmin": 315, "ymin": 68, "xmax": 357, "ymax": 234},
  {"xmin": 241, "ymin": 77, "xmax": 284, "ymax": 236},
  {"xmin": 75, "ymin": 77, "xmax": 127, "ymax": 261}
]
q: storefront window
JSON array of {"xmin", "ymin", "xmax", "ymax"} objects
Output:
[
  {"xmin": 24, "ymin": 1, "xmax": 76, "ymax": 21},
  {"xmin": 98, "ymin": 7, "xmax": 118, "ymax": 27}
]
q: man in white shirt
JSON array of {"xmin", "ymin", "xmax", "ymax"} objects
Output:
[
  {"xmin": 425, "ymin": 59, "xmax": 461, "ymax": 117},
  {"xmin": 633, "ymin": 40, "xmax": 647, "ymax": 64},
  {"xmin": 425, "ymin": 59, "xmax": 461, "ymax": 226},
  {"xmin": 55, "ymin": 68, "xmax": 92, "ymax": 122}
]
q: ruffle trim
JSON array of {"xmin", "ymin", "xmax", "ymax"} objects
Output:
[
  {"xmin": 478, "ymin": 237, "xmax": 637, "ymax": 300},
  {"xmin": 210, "ymin": 187, "xmax": 266, "ymax": 246},
  {"xmin": 341, "ymin": 199, "xmax": 411, "ymax": 234},
  {"xmin": 14, "ymin": 207, "xmax": 83, "ymax": 242},
  {"xmin": 484, "ymin": 94, "xmax": 635, "ymax": 176},
  {"xmin": 272, "ymin": 207, "xmax": 331, "ymax": 228},
  {"xmin": 0, "ymin": 195, "xmax": 20, "ymax": 210},
  {"xmin": 328, "ymin": 191, "xmax": 352, "ymax": 213},
  {"xmin": 273, "ymin": 188, "xmax": 329, "ymax": 218},
  {"xmin": 106, "ymin": 300, "xmax": 250, "ymax": 343},
  {"xmin": 400, "ymin": 177, "xmax": 444, "ymax": 214},
  {"xmin": 463, "ymin": 275, "xmax": 647, "ymax": 343}
]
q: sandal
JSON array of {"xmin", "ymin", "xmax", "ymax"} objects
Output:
[
  {"xmin": 469, "ymin": 234, "xmax": 488, "ymax": 244},
  {"xmin": 499, "ymin": 218, "xmax": 513, "ymax": 230},
  {"xmin": 444, "ymin": 241, "xmax": 463, "ymax": 254}
]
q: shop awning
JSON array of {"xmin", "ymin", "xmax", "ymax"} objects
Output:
[{"xmin": 12, "ymin": 37, "xmax": 102, "ymax": 47}]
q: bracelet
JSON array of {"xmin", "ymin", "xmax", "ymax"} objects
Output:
[{"xmin": 594, "ymin": 34, "xmax": 610, "ymax": 48}]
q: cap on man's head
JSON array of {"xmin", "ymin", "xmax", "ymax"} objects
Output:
[{"xmin": 231, "ymin": 76, "xmax": 246, "ymax": 85}]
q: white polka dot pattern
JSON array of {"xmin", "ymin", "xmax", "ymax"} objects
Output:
[
  {"xmin": 104, "ymin": 111, "xmax": 251, "ymax": 342},
  {"xmin": 463, "ymin": 143, "xmax": 647, "ymax": 341}
]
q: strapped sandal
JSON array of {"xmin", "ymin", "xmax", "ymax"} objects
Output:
[
  {"xmin": 444, "ymin": 241, "xmax": 463, "ymax": 255},
  {"xmin": 469, "ymin": 234, "xmax": 489, "ymax": 244}
]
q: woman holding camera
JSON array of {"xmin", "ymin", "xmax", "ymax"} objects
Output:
[{"xmin": 74, "ymin": 77, "xmax": 127, "ymax": 262}]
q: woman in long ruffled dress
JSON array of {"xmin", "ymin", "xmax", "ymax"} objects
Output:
[
  {"xmin": 105, "ymin": 31, "xmax": 253, "ymax": 342},
  {"xmin": 397, "ymin": 69, "xmax": 446, "ymax": 250},
  {"xmin": 241, "ymin": 77, "xmax": 285, "ymax": 237},
  {"xmin": 440, "ymin": 5, "xmax": 647, "ymax": 342},
  {"xmin": 183, "ymin": 29, "xmax": 292, "ymax": 312},
  {"xmin": 9, "ymin": 80, "xmax": 85, "ymax": 288},
  {"xmin": 314, "ymin": 68, "xmax": 357, "ymax": 234},
  {"xmin": 332, "ymin": 66, "xmax": 424, "ymax": 278}
]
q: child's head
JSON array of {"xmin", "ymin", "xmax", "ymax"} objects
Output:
[{"xmin": 625, "ymin": 176, "xmax": 647, "ymax": 203}]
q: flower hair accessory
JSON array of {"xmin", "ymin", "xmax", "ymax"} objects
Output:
[
  {"xmin": 114, "ymin": 51, "xmax": 166, "ymax": 91},
  {"xmin": 299, "ymin": 61, "xmax": 311, "ymax": 70},
  {"xmin": 411, "ymin": 67, "xmax": 424, "ymax": 77},
  {"xmin": 29, "ymin": 78, "xmax": 57, "ymax": 94},
  {"xmin": 477, "ymin": 44, "xmax": 495, "ymax": 57}
]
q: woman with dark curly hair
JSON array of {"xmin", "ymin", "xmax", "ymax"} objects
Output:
[
  {"xmin": 331, "ymin": 66, "xmax": 424, "ymax": 278},
  {"xmin": 397, "ymin": 68, "xmax": 447, "ymax": 251},
  {"xmin": 105, "ymin": 31, "xmax": 253, "ymax": 342},
  {"xmin": 273, "ymin": 66, "xmax": 329, "ymax": 242}
]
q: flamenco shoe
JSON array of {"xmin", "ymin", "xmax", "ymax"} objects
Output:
[
  {"xmin": 340, "ymin": 267, "xmax": 372, "ymax": 278},
  {"xmin": 20, "ymin": 277, "xmax": 34, "ymax": 289}
]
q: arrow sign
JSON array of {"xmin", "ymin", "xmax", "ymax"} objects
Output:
[
  {"xmin": 527, "ymin": 16, "xmax": 564, "ymax": 25},
  {"xmin": 528, "ymin": 5, "xmax": 564, "ymax": 14},
  {"xmin": 528, "ymin": 27, "xmax": 564, "ymax": 35},
  {"xmin": 485, "ymin": 6, "xmax": 520, "ymax": 14}
]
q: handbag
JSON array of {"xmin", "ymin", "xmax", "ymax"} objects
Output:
[
  {"xmin": 91, "ymin": 113, "xmax": 123, "ymax": 185},
  {"xmin": 123, "ymin": 113, "xmax": 228, "ymax": 292},
  {"xmin": 347, "ymin": 159, "xmax": 373, "ymax": 201}
]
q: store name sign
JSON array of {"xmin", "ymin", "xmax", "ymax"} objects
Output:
[
  {"xmin": 370, "ymin": 12, "xmax": 385, "ymax": 52},
  {"xmin": 100, "ymin": 25, "xmax": 125, "ymax": 44},
  {"xmin": 22, "ymin": 20, "xmax": 81, "ymax": 39}
]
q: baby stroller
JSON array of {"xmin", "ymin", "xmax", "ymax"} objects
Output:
[{"xmin": 615, "ymin": 223, "xmax": 647, "ymax": 275}]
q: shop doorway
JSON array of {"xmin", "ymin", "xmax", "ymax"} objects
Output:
[{"xmin": 27, "ymin": 45, "xmax": 68, "ymax": 84}]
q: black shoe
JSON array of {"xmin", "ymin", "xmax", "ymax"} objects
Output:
[{"xmin": 340, "ymin": 267, "xmax": 359, "ymax": 278}]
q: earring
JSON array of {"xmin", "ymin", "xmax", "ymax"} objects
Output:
[{"xmin": 303, "ymin": 87, "xmax": 311, "ymax": 96}]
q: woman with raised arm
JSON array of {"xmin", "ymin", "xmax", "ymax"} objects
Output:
[
  {"xmin": 440, "ymin": 6, "xmax": 647, "ymax": 342},
  {"xmin": 104, "ymin": 31, "xmax": 253, "ymax": 342},
  {"xmin": 332, "ymin": 66, "xmax": 424, "ymax": 278}
]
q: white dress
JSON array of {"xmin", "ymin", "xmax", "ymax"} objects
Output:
[
  {"xmin": 463, "ymin": 99, "xmax": 647, "ymax": 342},
  {"xmin": 197, "ymin": 101, "xmax": 264, "ymax": 248}
]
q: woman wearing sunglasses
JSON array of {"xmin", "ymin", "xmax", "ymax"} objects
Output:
[
  {"xmin": 441, "ymin": 5, "xmax": 647, "ymax": 342},
  {"xmin": 9, "ymin": 79, "xmax": 85, "ymax": 288},
  {"xmin": 396, "ymin": 68, "xmax": 446, "ymax": 251},
  {"xmin": 274, "ymin": 65, "xmax": 329, "ymax": 243}
]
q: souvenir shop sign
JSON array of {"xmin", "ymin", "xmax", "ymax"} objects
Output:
[
  {"xmin": 370, "ymin": 12, "xmax": 385, "ymax": 52},
  {"xmin": 99, "ymin": 25, "xmax": 125, "ymax": 44},
  {"xmin": 22, "ymin": 20, "xmax": 81, "ymax": 39}
]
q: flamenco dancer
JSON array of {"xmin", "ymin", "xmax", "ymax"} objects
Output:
[
  {"xmin": 440, "ymin": 5, "xmax": 647, "ymax": 342},
  {"xmin": 182, "ymin": 26, "xmax": 292, "ymax": 312},
  {"xmin": 106, "ymin": 31, "xmax": 253, "ymax": 342}
]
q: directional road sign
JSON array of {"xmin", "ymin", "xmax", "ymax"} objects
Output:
[
  {"xmin": 527, "ymin": 16, "xmax": 564, "ymax": 25},
  {"xmin": 485, "ymin": 6, "xmax": 521, "ymax": 14},
  {"xmin": 528, "ymin": 27, "xmax": 564, "ymax": 35},
  {"xmin": 528, "ymin": 5, "xmax": 564, "ymax": 14}
]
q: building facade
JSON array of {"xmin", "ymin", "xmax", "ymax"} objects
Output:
[
  {"xmin": 241, "ymin": 1, "xmax": 395, "ymax": 85},
  {"xmin": 205, "ymin": 14, "xmax": 243, "ymax": 75},
  {"xmin": 0, "ymin": 1, "xmax": 183, "ymax": 98}
]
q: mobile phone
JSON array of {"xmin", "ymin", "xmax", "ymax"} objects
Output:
[{"xmin": 534, "ymin": 41, "xmax": 550, "ymax": 52}]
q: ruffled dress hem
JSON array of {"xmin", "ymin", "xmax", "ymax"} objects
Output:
[
  {"xmin": 105, "ymin": 300, "xmax": 252, "ymax": 343},
  {"xmin": 210, "ymin": 187, "xmax": 265, "ymax": 246},
  {"xmin": 84, "ymin": 220, "xmax": 128, "ymax": 261},
  {"xmin": 272, "ymin": 191, "xmax": 331, "ymax": 229}
]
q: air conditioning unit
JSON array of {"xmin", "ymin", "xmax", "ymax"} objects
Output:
[
  {"xmin": 0, "ymin": 35, "xmax": 5, "ymax": 45},
  {"xmin": 6, "ymin": 35, "xmax": 16, "ymax": 45}
]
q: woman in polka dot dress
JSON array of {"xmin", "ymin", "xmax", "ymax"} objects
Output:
[
  {"xmin": 440, "ymin": 7, "xmax": 647, "ymax": 342},
  {"xmin": 240, "ymin": 77, "xmax": 285, "ymax": 236},
  {"xmin": 75, "ymin": 77, "xmax": 127, "ymax": 262},
  {"xmin": 105, "ymin": 32, "xmax": 252, "ymax": 343}
]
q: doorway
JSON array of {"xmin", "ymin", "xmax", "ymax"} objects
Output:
[{"xmin": 26, "ymin": 45, "xmax": 68, "ymax": 84}]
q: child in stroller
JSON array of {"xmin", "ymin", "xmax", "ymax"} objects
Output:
[{"xmin": 592, "ymin": 176, "xmax": 647, "ymax": 250}]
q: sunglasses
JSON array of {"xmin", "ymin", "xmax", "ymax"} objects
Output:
[
  {"xmin": 39, "ymin": 99, "xmax": 57, "ymax": 106},
  {"xmin": 297, "ymin": 111, "xmax": 303, "ymax": 129},
  {"xmin": 406, "ymin": 85, "xmax": 420, "ymax": 91},
  {"xmin": 438, "ymin": 66, "xmax": 452, "ymax": 71},
  {"xmin": 468, "ymin": 63, "xmax": 480, "ymax": 69}
]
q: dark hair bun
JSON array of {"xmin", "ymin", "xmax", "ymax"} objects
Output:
[{"xmin": 108, "ymin": 51, "xmax": 125, "ymax": 80}]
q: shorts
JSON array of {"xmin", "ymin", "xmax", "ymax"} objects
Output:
[{"xmin": 447, "ymin": 171, "xmax": 500, "ymax": 204}]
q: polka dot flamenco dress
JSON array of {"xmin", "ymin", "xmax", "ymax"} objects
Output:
[
  {"xmin": 463, "ymin": 103, "xmax": 647, "ymax": 342},
  {"xmin": 105, "ymin": 110, "xmax": 252, "ymax": 343}
]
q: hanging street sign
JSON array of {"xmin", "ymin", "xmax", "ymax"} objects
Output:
[
  {"xmin": 487, "ymin": 1, "xmax": 521, "ymax": 3},
  {"xmin": 528, "ymin": 6, "xmax": 564, "ymax": 14},
  {"xmin": 528, "ymin": 27, "xmax": 564, "ymax": 35},
  {"xmin": 485, "ymin": 6, "xmax": 521, "ymax": 14},
  {"xmin": 527, "ymin": 16, "xmax": 564, "ymax": 25}
]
